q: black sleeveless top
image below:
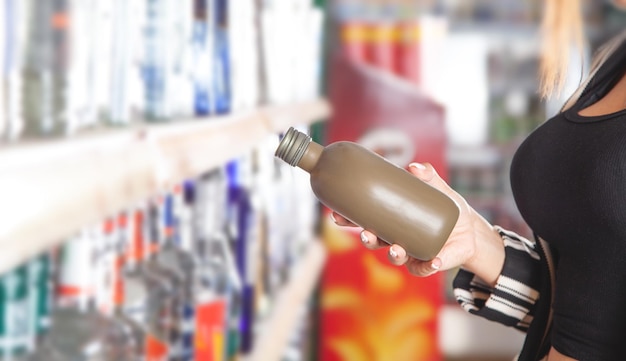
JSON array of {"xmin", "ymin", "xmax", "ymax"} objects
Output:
[{"xmin": 510, "ymin": 41, "xmax": 626, "ymax": 360}]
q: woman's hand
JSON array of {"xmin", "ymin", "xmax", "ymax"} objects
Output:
[{"xmin": 331, "ymin": 162, "xmax": 505, "ymax": 286}]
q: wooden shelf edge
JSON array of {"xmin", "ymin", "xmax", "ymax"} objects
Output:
[
  {"xmin": 0, "ymin": 99, "xmax": 331, "ymax": 274},
  {"xmin": 246, "ymin": 240, "xmax": 327, "ymax": 361}
]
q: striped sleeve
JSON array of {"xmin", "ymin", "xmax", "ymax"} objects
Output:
[{"xmin": 452, "ymin": 226, "xmax": 543, "ymax": 332}]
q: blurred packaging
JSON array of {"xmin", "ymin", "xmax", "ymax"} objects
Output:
[
  {"xmin": 338, "ymin": 14, "xmax": 447, "ymax": 92},
  {"xmin": 320, "ymin": 50, "xmax": 447, "ymax": 360},
  {"xmin": 0, "ymin": 0, "xmax": 325, "ymax": 143}
]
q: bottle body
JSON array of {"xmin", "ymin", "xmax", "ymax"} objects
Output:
[{"xmin": 275, "ymin": 127, "xmax": 459, "ymax": 261}]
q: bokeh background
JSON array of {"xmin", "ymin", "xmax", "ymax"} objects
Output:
[{"xmin": 0, "ymin": 1, "xmax": 624, "ymax": 361}]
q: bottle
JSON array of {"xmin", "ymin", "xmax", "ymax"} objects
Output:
[
  {"xmin": 274, "ymin": 127, "xmax": 460, "ymax": 261},
  {"xmin": 192, "ymin": 0, "xmax": 213, "ymax": 116},
  {"xmin": 21, "ymin": 0, "xmax": 56, "ymax": 138},
  {"xmin": 0, "ymin": 265, "xmax": 30, "ymax": 360},
  {"xmin": 211, "ymin": 0, "xmax": 231, "ymax": 114},
  {"xmin": 153, "ymin": 188, "xmax": 196, "ymax": 361},
  {"xmin": 143, "ymin": 0, "xmax": 170, "ymax": 121},
  {"xmin": 0, "ymin": 0, "xmax": 5, "ymax": 141},
  {"xmin": 3, "ymin": 0, "xmax": 26, "ymax": 142},
  {"xmin": 123, "ymin": 208, "xmax": 172, "ymax": 361}
]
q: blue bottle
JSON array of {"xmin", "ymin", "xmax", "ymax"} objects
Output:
[
  {"xmin": 192, "ymin": 0, "xmax": 212, "ymax": 116},
  {"xmin": 211, "ymin": 0, "xmax": 231, "ymax": 114},
  {"xmin": 144, "ymin": 0, "xmax": 169, "ymax": 121}
]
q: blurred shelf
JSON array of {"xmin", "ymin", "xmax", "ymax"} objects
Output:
[
  {"xmin": 247, "ymin": 239, "xmax": 326, "ymax": 361},
  {"xmin": 0, "ymin": 99, "xmax": 331, "ymax": 275}
]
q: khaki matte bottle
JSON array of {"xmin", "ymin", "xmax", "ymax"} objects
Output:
[{"xmin": 275, "ymin": 127, "xmax": 460, "ymax": 261}]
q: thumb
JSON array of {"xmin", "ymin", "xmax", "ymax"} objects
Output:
[
  {"xmin": 433, "ymin": 239, "xmax": 474, "ymax": 272},
  {"xmin": 408, "ymin": 162, "xmax": 456, "ymax": 198}
]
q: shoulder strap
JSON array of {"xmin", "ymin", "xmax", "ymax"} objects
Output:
[{"xmin": 560, "ymin": 30, "xmax": 626, "ymax": 113}]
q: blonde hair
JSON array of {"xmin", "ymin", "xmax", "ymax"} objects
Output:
[{"xmin": 539, "ymin": 0, "xmax": 585, "ymax": 98}]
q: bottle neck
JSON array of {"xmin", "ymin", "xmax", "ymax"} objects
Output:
[{"xmin": 297, "ymin": 141, "xmax": 323, "ymax": 173}]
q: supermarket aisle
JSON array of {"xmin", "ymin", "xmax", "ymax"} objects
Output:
[
  {"xmin": 1, "ymin": 0, "xmax": 624, "ymax": 360},
  {"xmin": 0, "ymin": 0, "xmax": 326, "ymax": 360}
]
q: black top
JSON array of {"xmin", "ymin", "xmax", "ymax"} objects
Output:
[{"xmin": 510, "ymin": 41, "xmax": 626, "ymax": 360}]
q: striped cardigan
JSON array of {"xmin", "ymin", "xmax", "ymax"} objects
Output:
[{"xmin": 451, "ymin": 30, "xmax": 626, "ymax": 361}]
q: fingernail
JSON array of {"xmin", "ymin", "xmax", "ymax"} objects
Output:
[
  {"xmin": 389, "ymin": 247, "xmax": 398, "ymax": 258},
  {"xmin": 360, "ymin": 232, "xmax": 369, "ymax": 244},
  {"xmin": 431, "ymin": 260, "xmax": 441, "ymax": 270},
  {"xmin": 409, "ymin": 162, "xmax": 426, "ymax": 170},
  {"xmin": 330, "ymin": 213, "xmax": 337, "ymax": 224}
]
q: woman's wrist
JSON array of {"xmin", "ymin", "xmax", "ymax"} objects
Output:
[{"xmin": 464, "ymin": 211, "xmax": 506, "ymax": 287}]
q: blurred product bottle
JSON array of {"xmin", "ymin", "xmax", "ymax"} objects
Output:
[
  {"xmin": 50, "ymin": 0, "xmax": 75, "ymax": 136},
  {"xmin": 25, "ymin": 254, "xmax": 52, "ymax": 353},
  {"xmin": 1, "ymin": 0, "xmax": 5, "ymax": 140},
  {"xmin": 0, "ymin": 265, "xmax": 30, "ymax": 360},
  {"xmin": 91, "ymin": 0, "xmax": 114, "ymax": 126},
  {"xmin": 393, "ymin": 21, "xmax": 421, "ymax": 85},
  {"xmin": 2, "ymin": 0, "xmax": 26, "ymax": 141},
  {"xmin": 123, "ymin": 208, "xmax": 172, "ymax": 361},
  {"xmin": 261, "ymin": 1, "xmax": 323, "ymax": 105},
  {"xmin": 143, "ymin": 198, "xmax": 184, "ymax": 361},
  {"xmin": 65, "ymin": 0, "xmax": 96, "ymax": 134},
  {"xmin": 106, "ymin": 214, "xmax": 145, "ymax": 361},
  {"xmin": 224, "ymin": 160, "xmax": 253, "ymax": 359},
  {"xmin": 194, "ymin": 171, "xmax": 240, "ymax": 361},
  {"xmin": 192, "ymin": 0, "xmax": 213, "ymax": 116},
  {"xmin": 108, "ymin": 0, "xmax": 134, "ymax": 126},
  {"xmin": 228, "ymin": 0, "xmax": 259, "ymax": 112},
  {"xmin": 28, "ymin": 230, "xmax": 129, "ymax": 361},
  {"xmin": 21, "ymin": 0, "xmax": 57, "ymax": 138},
  {"xmin": 144, "ymin": 0, "xmax": 171, "ymax": 121},
  {"xmin": 234, "ymin": 188, "xmax": 258, "ymax": 355},
  {"xmin": 168, "ymin": 0, "xmax": 195, "ymax": 118},
  {"xmin": 153, "ymin": 189, "xmax": 196, "ymax": 361},
  {"xmin": 211, "ymin": 0, "xmax": 231, "ymax": 115},
  {"xmin": 364, "ymin": 21, "xmax": 396, "ymax": 72}
]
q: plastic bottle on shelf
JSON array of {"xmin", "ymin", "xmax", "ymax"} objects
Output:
[
  {"xmin": 49, "ymin": 0, "xmax": 75, "ymax": 136},
  {"xmin": 168, "ymin": 0, "xmax": 195, "ymax": 119},
  {"xmin": 194, "ymin": 171, "xmax": 241, "ymax": 361},
  {"xmin": 3, "ymin": 0, "xmax": 26, "ymax": 142},
  {"xmin": 275, "ymin": 127, "xmax": 460, "ymax": 261},
  {"xmin": 123, "ymin": 208, "xmax": 173, "ymax": 361},
  {"xmin": 228, "ymin": 0, "xmax": 259, "ymax": 111},
  {"xmin": 31, "ymin": 229, "xmax": 131, "ymax": 361},
  {"xmin": 211, "ymin": 0, "xmax": 231, "ymax": 115},
  {"xmin": 108, "ymin": 0, "xmax": 134, "ymax": 126},
  {"xmin": 21, "ymin": 0, "xmax": 57, "ymax": 138},
  {"xmin": 108, "ymin": 214, "xmax": 145, "ymax": 360},
  {"xmin": 192, "ymin": 0, "xmax": 213, "ymax": 116},
  {"xmin": 144, "ymin": 0, "xmax": 171, "ymax": 121},
  {"xmin": 64, "ymin": 0, "xmax": 95, "ymax": 134},
  {"xmin": 22, "ymin": 252, "xmax": 65, "ymax": 361},
  {"xmin": 152, "ymin": 188, "xmax": 196, "ymax": 361},
  {"xmin": 25, "ymin": 254, "xmax": 52, "ymax": 354},
  {"xmin": 0, "ymin": 0, "xmax": 5, "ymax": 141},
  {"xmin": 0, "ymin": 264, "xmax": 30, "ymax": 359}
]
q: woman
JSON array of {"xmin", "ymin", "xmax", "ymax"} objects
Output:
[{"xmin": 332, "ymin": 0, "xmax": 626, "ymax": 360}]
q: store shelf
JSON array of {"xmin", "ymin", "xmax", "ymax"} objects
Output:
[
  {"xmin": 0, "ymin": 99, "xmax": 330, "ymax": 274},
  {"xmin": 247, "ymin": 240, "xmax": 326, "ymax": 361}
]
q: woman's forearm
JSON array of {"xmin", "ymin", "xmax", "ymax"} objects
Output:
[{"xmin": 463, "ymin": 211, "xmax": 506, "ymax": 287}]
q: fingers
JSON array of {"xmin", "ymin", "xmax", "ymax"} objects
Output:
[
  {"xmin": 408, "ymin": 162, "xmax": 459, "ymax": 201},
  {"xmin": 404, "ymin": 257, "xmax": 442, "ymax": 277},
  {"xmin": 330, "ymin": 212, "xmax": 356, "ymax": 227},
  {"xmin": 360, "ymin": 230, "xmax": 388, "ymax": 250},
  {"xmin": 331, "ymin": 211, "xmax": 444, "ymax": 277},
  {"xmin": 386, "ymin": 243, "xmax": 442, "ymax": 277},
  {"xmin": 387, "ymin": 244, "xmax": 409, "ymax": 265}
]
